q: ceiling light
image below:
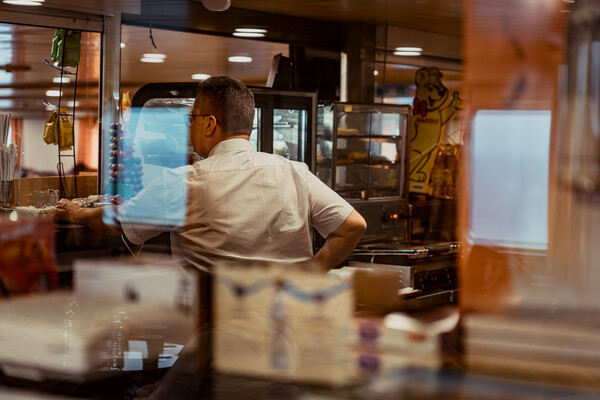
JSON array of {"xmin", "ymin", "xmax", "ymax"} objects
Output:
[
  {"xmin": 67, "ymin": 100, "xmax": 79, "ymax": 107},
  {"xmin": 2, "ymin": 0, "xmax": 44, "ymax": 5},
  {"xmin": 46, "ymin": 90, "xmax": 62, "ymax": 97},
  {"xmin": 228, "ymin": 56, "xmax": 253, "ymax": 63},
  {"xmin": 374, "ymin": 70, "xmax": 379, "ymax": 76},
  {"xmin": 233, "ymin": 32, "xmax": 265, "ymax": 38},
  {"xmin": 191, "ymin": 73, "xmax": 211, "ymax": 80},
  {"xmin": 233, "ymin": 28, "xmax": 267, "ymax": 38},
  {"xmin": 141, "ymin": 58, "xmax": 164, "ymax": 63},
  {"xmin": 200, "ymin": 0, "xmax": 230, "ymax": 12},
  {"xmin": 120, "ymin": 42, "xmax": 126, "ymax": 48},
  {"xmin": 395, "ymin": 46, "xmax": 423, "ymax": 52},
  {"xmin": 142, "ymin": 53, "xmax": 166, "ymax": 59},
  {"xmin": 393, "ymin": 51, "xmax": 422, "ymax": 56},
  {"xmin": 236, "ymin": 28, "xmax": 267, "ymax": 33},
  {"xmin": 52, "ymin": 76, "xmax": 70, "ymax": 84},
  {"xmin": 140, "ymin": 54, "xmax": 166, "ymax": 63}
]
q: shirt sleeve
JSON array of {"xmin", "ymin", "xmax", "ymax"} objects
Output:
[
  {"xmin": 118, "ymin": 166, "xmax": 189, "ymax": 245},
  {"xmin": 306, "ymin": 172, "xmax": 354, "ymax": 238}
]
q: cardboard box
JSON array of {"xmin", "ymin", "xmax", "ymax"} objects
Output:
[{"xmin": 213, "ymin": 263, "xmax": 356, "ymax": 386}]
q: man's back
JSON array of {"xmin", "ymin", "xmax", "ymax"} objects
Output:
[{"xmin": 177, "ymin": 138, "xmax": 317, "ymax": 267}]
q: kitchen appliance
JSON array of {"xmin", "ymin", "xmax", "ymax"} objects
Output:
[
  {"xmin": 348, "ymin": 198, "xmax": 459, "ymax": 311},
  {"xmin": 350, "ymin": 241, "xmax": 459, "ymax": 311}
]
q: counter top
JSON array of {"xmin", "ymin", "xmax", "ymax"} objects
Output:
[{"xmin": 4, "ymin": 329, "xmax": 596, "ymax": 400}]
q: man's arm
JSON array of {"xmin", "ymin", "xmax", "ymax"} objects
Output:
[
  {"xmin": 313, "ymin": 209, "xmax": 367, "ymax": 269},
  {"xmin": 54, "ymin": 199, "xmax": 123, "ymax": 237}
]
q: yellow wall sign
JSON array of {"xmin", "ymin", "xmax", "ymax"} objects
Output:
[{"xmin": 409, "ymin": 67, "xmax": 462, "ymax": 194}]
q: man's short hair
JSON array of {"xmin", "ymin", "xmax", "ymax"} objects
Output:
[{"xmin": 195, "ymin": 76, "xmax": 255, "ymax": 137}]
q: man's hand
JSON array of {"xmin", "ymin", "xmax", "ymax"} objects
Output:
[
  {"xmin": 54, "ymin": 198, "xmax": 82, "ymax": 224},
  {"xmin": 54, "ymin": 198, "xmax": 123, "ymax": 236}
]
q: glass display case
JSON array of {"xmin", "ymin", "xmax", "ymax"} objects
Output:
[
  {"xmin": 251, "ymin": 87, "xmax": 316, "ymax": 167},
  {"xmin": 317, "ymin": 102, "xmax": 411, "ymax": 200}
]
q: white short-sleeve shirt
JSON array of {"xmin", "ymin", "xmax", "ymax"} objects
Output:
[{"xmin": 119, "ymin": 138, "xmax": 354, "ymax": 267}]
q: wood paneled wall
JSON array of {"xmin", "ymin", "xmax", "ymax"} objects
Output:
[{"xmin": 10, "ymin": 174, "xmax": 97, "ymax": 206}]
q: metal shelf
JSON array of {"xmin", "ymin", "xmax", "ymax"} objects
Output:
[{"xmin": 42, "ymin": 31, "xmax": 80, "ymax": 199}]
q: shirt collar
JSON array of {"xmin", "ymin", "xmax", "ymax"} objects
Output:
[{"xmin": 208, "ymin": 138, "xmax": 255, "ymax": 157}]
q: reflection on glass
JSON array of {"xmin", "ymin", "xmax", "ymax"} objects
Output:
[
  {"xmin": 273, "ymin": 108, "xmax": 306, "ymax": 161},
  {"xmin": 102, "ymin": 100, "xmax": 192, "ymax": 230},
  {"xmin": 547, "ymin": 0, "xmax": 600, "ymax": 310},
  {"xmin": 337, "ymin": 112, "xmax": 400, "ymax": 137},
  {"xmin": 0, "ymin": 24, "xmax": 101, "ymax": 180},
  {"xmin": 133, "ymin": 98, "xmax": 193, "ymax": 168},
  {"xmin": 316, "ymin": 103, "xmax": 334, "ymax": 187},
  {"xmin": 469, "ymin": 110, "xmax": 551, "ymax": 250},
  {"xmin": 370, "ymin": 139, "xmax": 398, "ymax": 162},
  {"xmin": 250, "ymin": 108, "xmax": 260, "ymax": 150}
]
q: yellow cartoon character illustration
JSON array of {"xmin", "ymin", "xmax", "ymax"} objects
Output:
[{"xmin": 409, "ymin": 66, "xmax": 462, "ymax": 194}]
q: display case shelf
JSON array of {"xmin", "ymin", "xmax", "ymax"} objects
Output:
[
  {"xmin": 337, "ymin": 134, "xmax": 399, "ymax": 140},
  {"xmin": 337, "ymin": 134, "xmax": 401, "ymax": 139}
]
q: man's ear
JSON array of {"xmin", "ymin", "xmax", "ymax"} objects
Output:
[{"xmin": 205, "ymin": 115, "xmax": 218, "ymax": 136}]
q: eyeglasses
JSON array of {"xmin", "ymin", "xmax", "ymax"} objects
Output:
[{"xmin": 186, "ymin": 113, "xmax": 216, "ymax": 127}]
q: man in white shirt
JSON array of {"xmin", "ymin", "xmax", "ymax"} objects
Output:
[{"xmin": 55, "ymin": 76, "xmax": 366, "ymax": 269}]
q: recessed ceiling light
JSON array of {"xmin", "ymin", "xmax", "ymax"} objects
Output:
[
  {"xmin": 52, "ymin": 76, "xmax": 71, "ymax": 84},
  {"xmin": 395, "ymin": 47, "xmax": 423, "ymax": 52},
  {"xmin": 228, "ymin": 56, "xmax": 253, "ymax": 63},
  {"xmin": 233, "ymin": 32, "xmax": 265, "ymax": 38},
  {"xmin": 67, "ymin": 100, "xmax": 79, "ymax": 107},
  {"xmin": 374, "ymin": 70, "xmax": 379, "ymax": 76},
  {"xmin": 141, "ymin": 57, "xmax": 164, "ymax": 63},
  {"xmin": 191, "ymin": 73, "xmax": 211, "ymax": 80},
  {"xmin": 235, "ymin": 28, "xmax": 267, "ymax": 33},
  {"xmin": 120, "ymin": 42, "xmax": 126, "ymax": 48},
  {"xmin": 2, "ymin": 0, "xmax": 44, "ymax": 5},
  {"xmin": 142, "ymin": 53, "xmax": 166, "ymax": 59},
  {"xmin": 200, "ymin": 0, "xmax": 231, "ymax": 12},
  {"xmin": 233, "ymin": 28, "xmax": 267, "ymax": 38},
  {"xmin": 393, "ymin": 51, "xmax": 422, "ymax": 56},
  {"xmin": 141, "ymin": 53, "xmax": 166, "ymax": 63},
  {"xmin": 46, "ymin": 90, "xmax": 62, "ymax": 97}
]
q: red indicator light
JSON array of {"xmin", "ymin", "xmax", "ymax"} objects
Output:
[{"xmin": 392, "ymin": 213, "xmax": 398, "ymax": 219}]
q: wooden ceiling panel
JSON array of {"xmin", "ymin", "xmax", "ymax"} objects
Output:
[
  {"xmin": 229, "ymin": 0, "xmax": 463, "ymax": 36},
  {"xmin": 0, "ymin": 0, "xmax": 465, "ymax": 116},
  {"xmin": 120, "ymin": 26, "xmax": 289, "ymax": 89}
]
